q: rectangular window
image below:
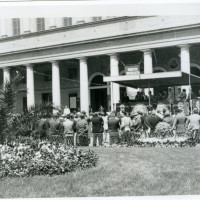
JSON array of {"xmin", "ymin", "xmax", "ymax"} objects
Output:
[
  {"xmin": 12, "ymin": 18, "xmax": 20, "ymax": 36},
  {"xmin": 93, "ymin": 17, "xmax": 102, "ymax": 22},
  {"xmin": 63, "ymin": 17, "xmax": 72, "ymax": 27},
  {"xmin": 37, "ymin": 18, "xmax": 45, "ymax": 31}
]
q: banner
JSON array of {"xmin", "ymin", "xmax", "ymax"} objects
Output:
[{"xmin": 125, "ymin": 64, "xmax": 140, "ymax": 75}]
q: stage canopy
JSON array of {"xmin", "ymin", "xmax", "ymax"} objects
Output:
[{"xmin": 103, "ymin": 71, "xmax": 200, "ymax": 88}]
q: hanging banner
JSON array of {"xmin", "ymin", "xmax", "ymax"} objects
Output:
[{"xmin": 125, "ymin": 64, "xmax": 140, "ymax": 75}]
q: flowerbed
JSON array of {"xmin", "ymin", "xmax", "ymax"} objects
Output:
[
  {"xmin": 0, "ymin": 141, "xmax": 98, "ymax": 178},
  {"xmin": 102, "ymin": 136, "xmax": 200, "ymax": 148}
]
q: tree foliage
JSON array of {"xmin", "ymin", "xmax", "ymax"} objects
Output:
[{"xmin": 0, "ymin": 74, "xmax": 23, "ymax": 144}]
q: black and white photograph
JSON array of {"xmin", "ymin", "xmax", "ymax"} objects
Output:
[{"xmin": 0, "ymin": 1, "xmax": 200, "ymax": 199}]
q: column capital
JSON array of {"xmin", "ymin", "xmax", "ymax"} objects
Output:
[
  {"xmin": 50, "ymin": 60, "xmax": 59, "ymax": 65},
  {"xmin": 25, "ymin": 63, "xmax": 34, "ymax": 69},
  {"xmin": 178, "ymin": 44, "xmax": 191, "ymax": 50},
  {"xmin": 77, "ymin": 57, "xmax": 87, "ymax": 63},
  {"xmin": 2, "ymin": 66, "xmax": 11, "ymax": 70},
  {"xmin": 107, "ymin": 53, "xmax": 118, "ymax": 58},
  {"xmin": 141, "ymin": 49, "xmax": 153, "ymax": 54}
]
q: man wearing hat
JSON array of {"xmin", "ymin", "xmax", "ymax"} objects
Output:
[{"xmin": 186, "ymin": 108, "xmax": 200, "ymax": 139}]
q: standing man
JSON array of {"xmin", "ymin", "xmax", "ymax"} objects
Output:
[
  {"xmin": 148, "ymin": 91, "xmax": 155, "ymax": 104},
  {"xmin": 102, "ymin": 112, "xmax": 110, "ymax": 144},
  {"xmin": 63, "ymin": 106, "xmax": 70, "ymax": 115},
  {"xmin": 91, "ymin": 112, "xmax": 104, "ymax": 146},
  {"xmin": 62, "ymin": 114, "xmax": 76, "ymax": 145},
  {"xmin": 108, "ymin": 112, "xmax": 121, "ymax": 145},
  {"xmin": 167, "ymin": 88, "xmax": 174, "ymax": 104},
  {"xmin": 116, "ymin": 104, "xmax": 125, "ymax": 120},
  {"xmin": 121, "ymin": 92, "xmax": 130, "ymax": 103},
  {"xmin": 176, "ymin": 88, "xmax": 182, "ymax": 102},
  {"xmin": 186, "ymin": 108, "xmax": 200, "ymax": 139},
  {"xmin": 180, "ymin": 89, "xmax": 187, "ymax": 102},
  {"xmin": 120, "ymin": 111, "xmax": 131, "ymax": 144},
  {"xmin": 48, "ymin": 113, "xmax": 61, "ymax": 135},
  {"xmin": 76, "ymin": 114, "xmax": 88, "ymax": 146}
]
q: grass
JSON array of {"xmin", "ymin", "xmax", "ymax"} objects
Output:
[{"xmin": 1, "ymin": 147, "xmax": 200, "ymax": 197}]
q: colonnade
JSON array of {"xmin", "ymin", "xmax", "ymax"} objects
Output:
[{"xmin": 1, "ymin": 44, "xmax": 191, "ymax": 115}]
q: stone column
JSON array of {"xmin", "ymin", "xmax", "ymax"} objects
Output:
[
  {"xmin": 24, "ymin": 18, "xmax": 31, "ymax": 34},
  {"xmin": 26, "ymin": 64, "xmax": 35, "ymax": 109},
  {"xmin": 180, "ymin": 44, "xmax": 190, "ymax": 74},
  {"xmin": 49, "ymin": 18, "xmax": 56, "ymax": 29},
  {"xmin": 109, "ymin": 54, "xmax": 120, "ymax": 111},
  {"xmin": 0, "ymin": 19, "xmax": 7, "ymax": 38},
  {"xmin": 79, "ymin": 57, "xmax": 89, "ymax": 115},
  {"xmin": 51, "ymin": 61, "xmax": 61, "ymax": 109},
  {"xmin": 3, "ymin": 67, "xmax": 10, "ymax": 84},
  {"xmin": 179, "ymin": 44, "xmax": 191, "ymax": 108},
  {"xmin": 143, "ymin": 49, "xmax": 153, "ymax": 74}
]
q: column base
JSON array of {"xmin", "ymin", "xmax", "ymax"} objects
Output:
[
  {"xmin": 1, "ymin": 35, "xmax": 7, "ymax": 38},
  {"xmin": 24, "ymin": 30, "xmax": 31, "ymax": 34},
  {"xmin": 49, "ymin": 26, "xmax": 56, "ymax": 29}
]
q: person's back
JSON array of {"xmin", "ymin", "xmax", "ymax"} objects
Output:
[
  {"xmin": 187, "ymin": 113, "xmax": 200, "ymax": 130},
  {"xmin": 76, "ymin": 114, "xmax": 88, "ymax": 146},
  {"xmin": 143, "ymin": 113, "xmax": 162, "ymax": 130},
  {"xmin": 121, "ymin": 115, "xmax": 131, "ymax": 132},
  {"xmin": 91, "ymin": 114, "xmax": 104, "ymax": 133},
  {"xmin": 49, "ymin": 117, "xmax": 60, "ymax": 135},
  {"xmin": 108, "ymin": 113, "xmax": 120, "ymax": 144},
  {"xmin": 63, "ymin": 118, "xmax": 74, "ymax": 133},
  {"xmin": 76, "ymin": 118, "xmax": 88, "ymax": 133},
  {"xmin": 176, "ymin": 112, "xmax": 186, "ymax": 125},
  {"xmin": 102, "ymin": 115, "xmax": 108, "ymax": 131},
  {"xmin": 108, "ymin": 117, "xmax": 120, "ymax": 132}
]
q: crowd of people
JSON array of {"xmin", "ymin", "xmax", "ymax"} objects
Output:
[
  {"xmin": 31, "ymin": 103, "xmax": 200, "ymax": 146},
  {"xmin": 120, "ymin": 88, "xmax": 200, "ymax": 104}
]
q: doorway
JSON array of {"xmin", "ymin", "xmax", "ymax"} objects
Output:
[
  {"xmin": 90, "ymin": 88, "xmax": 107, "ymax": 112},
  {"xmin": 42, "ymin": 93, "xmax": 52, "ymax": 104},
  {"xmin": 89, "ymin": 74, "xmax": 108, "ymax": 112}
]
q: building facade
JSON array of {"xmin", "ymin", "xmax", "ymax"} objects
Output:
[{"xmin": 0, "ymin": 16, "xmax": 200, "ymax": 114}]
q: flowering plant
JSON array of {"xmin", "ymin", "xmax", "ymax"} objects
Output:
[
  {"xmin": 0, "ymin": 141, "xmax": 98, "ymax": 178},
  {"xmin": 155, "ymin": 122, "xmax": 171, "ymax": 138}
]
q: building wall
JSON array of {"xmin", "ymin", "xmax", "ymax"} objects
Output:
[{"xmin": 0, "ymin": 16, "xmax": 200, "ymax": 113}]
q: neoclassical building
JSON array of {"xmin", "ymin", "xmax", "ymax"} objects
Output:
[{"xmin": 0, "ymin": 16, "xmax": 200, "ymax": 114}]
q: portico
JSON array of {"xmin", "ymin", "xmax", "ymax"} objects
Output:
[{"xmin": 1, "ymin": 16, "xmax": 200, "ymax": 114}]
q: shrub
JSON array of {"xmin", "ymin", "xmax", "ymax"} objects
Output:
[
  {"xmin": 154, "ymin": 122, "xmax": 171, "ymax": 138},
  {"xmin": 0, "ymin": 141, "xmax": 98, "ymax": 178}
]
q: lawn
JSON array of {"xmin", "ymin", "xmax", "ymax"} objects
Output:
[{"xmin": 1, "ymin": 147, "xmax": 200, "ymax": 198}]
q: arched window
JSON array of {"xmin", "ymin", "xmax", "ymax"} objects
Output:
[{"xmin": 90, "ymin": 75, "xmax": 106, "ymax": 87}]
